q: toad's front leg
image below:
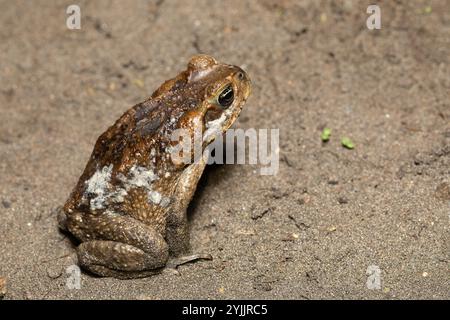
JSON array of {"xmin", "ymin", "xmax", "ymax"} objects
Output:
[
  {"xmin": 166, "ymin": 152, "xmax": 208, "ymax": 256},
  {"xmin": 165, "ymin": 152, "xmax": 213, "ymax": 267}
]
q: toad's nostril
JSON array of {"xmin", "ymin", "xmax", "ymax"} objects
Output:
[{"xmin": 237, "ymin": 72, "xmax": 244, "ymax": 80}]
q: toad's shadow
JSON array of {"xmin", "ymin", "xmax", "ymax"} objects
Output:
[{"xmin": 187, "ymin": 142, "xmax": 237, "ymax": 222}]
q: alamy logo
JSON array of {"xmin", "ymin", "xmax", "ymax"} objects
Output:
[
  {"xmin": 366, "ymin": 265, "xmax": 382, "ymax": 290},
  {"xmin": 170, "ymin": 128, "xmax": 279, "ymax": 175},
  {"xmin": 366, "ymin": 5, "xmax": 381, "ymax": 30},
  {"xmin": 66, "ymin": 5, "xmax": 81, "ymax": 30},
  {"xmin": 66, "ymin": 265, "xmax": 81, "ymax": 289}
]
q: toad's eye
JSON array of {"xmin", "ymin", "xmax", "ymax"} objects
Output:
[{"xmin": 217, "ymin": 84, "xmax": 234, "ymax": 108}]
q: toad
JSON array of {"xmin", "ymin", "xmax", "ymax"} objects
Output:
[{"xmin": 58, "ymin": 55, "xmax": 251, "ymax": 278}]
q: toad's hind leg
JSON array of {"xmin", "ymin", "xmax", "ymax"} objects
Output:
[
  {"xmin": 77, "ymin": 241, "xmax": 166, "ymax": 279},
  {"xmin": 69, "ymin": 213, "xmax": 169, "ymax": 278}
]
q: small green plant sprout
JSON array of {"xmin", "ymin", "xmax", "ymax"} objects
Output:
[
  {"xmin": 321, "ymin": 128, "xmax": 332, "ymax": 142},
  {"xmin": 341, "ymin": 137, "xmax": 355, "ymax": 149}
]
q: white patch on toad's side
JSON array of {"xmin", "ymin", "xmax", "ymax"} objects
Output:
[
  {"xmin": 119, "ymin": 165, "xmax": 171, "ymax": 208},
  {"xmin": 110, "ymin": 188, "xmax": 128, "ymax": 203},
  {"xmin": 84, "ymin": 164, "xmax": 113, "ymax": 210},
  {"xmin": 126, "ymin": 165, "xmax": 158, "ymax": 188},
  {"xmin": 148, "ymin": 190, "xmax": 162, "ymax": 204},
  {"xmin": 85, "ymin": 164, "xmax": 113, "ymax": 195},
  {"xmin": 85, "ymin": 164, "xmax": 170, "ymax": 210}
]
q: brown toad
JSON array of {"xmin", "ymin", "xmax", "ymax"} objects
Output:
[{"xmin": 58, "ymin": 55, "xmax": 251, "ymax": 278}]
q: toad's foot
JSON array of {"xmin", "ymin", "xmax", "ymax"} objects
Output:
[{"xmin": 166, "ymin": 253, "xmax": 213, "ymax": 269}]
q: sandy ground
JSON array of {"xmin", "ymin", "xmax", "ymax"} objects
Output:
[{"xmin": 0, "ymin": 0, "xmax": 449, "ymax": 300}]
